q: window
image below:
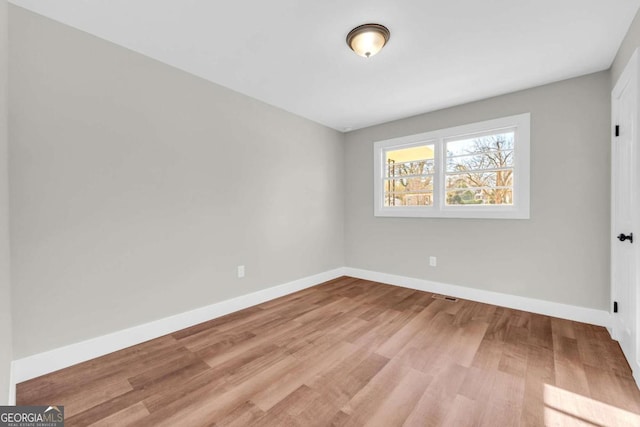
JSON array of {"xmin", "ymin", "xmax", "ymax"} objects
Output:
[
  {"xmin": 374, "ymin": 113, "xmax": 530, "ymax": 219},
  {"xmin": 384, "ymin": 144, "xmax": 435, "ymax": 207}
]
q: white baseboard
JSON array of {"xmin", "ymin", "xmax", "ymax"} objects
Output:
[
  {"xmin": 11, "ymin": 268, "xmax": 346, "ymax": 386},
  {"xmin": 344, "ymin": 267, "xmax": 612, "ymax": 328},
  {"xmin": 10, "ymin": 266, "xmax": 616, "ymax": 401}
]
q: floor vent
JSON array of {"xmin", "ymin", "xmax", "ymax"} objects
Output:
[{"xmin": 432, "ymin": 294, "xmax": 458, "ymax": 302}]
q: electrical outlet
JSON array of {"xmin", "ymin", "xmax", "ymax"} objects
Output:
[
  {"xmin": 429, "ymin": 256, "xmax": 437, "ymax": 267},
  {"xmin": 237, "ymin": 265, "xmax": 245, "ymax": 278}
]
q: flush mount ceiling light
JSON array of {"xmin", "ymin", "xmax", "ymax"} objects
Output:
[{"xmin": 346, "ymin": 23, "xmax": 390, "ymax": 58}]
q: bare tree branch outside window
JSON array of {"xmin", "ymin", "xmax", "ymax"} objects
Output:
[
  {"xmin": 384, "ymin": 145, "xmax": 435, "ymax": 206},
  {"xmin": 446, "ymin": 132, "xmax": 514, "ymax": 205}
]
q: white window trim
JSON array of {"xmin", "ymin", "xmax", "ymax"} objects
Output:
[{"xmin": 374, "ymin": 113, "xmax": 530, "ymax": 219}]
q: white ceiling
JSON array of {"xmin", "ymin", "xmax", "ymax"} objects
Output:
[{"xmin": 9, "ymin": 0, "xmax": 640, "ymax": 131}]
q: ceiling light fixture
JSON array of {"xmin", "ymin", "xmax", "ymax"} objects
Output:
[{"xmin": 346, "ymin": 23, "xmax": 390, "ymax": 58}]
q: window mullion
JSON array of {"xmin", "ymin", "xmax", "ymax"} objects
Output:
[{"xmin": 437, "ymin": 137, "xmax": 445, "ymax": 211}]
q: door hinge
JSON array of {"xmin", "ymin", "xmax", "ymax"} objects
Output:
[
  {"xmin": 614, "ymin": 301, "xmax": 618, "ymax": 313},
  {"xmin": 615, "ymin": 125, "xmax": 620, "ymax": 137}
]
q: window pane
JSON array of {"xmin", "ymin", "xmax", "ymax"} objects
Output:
[
  {"xmin": 384, "ymin": 192, "xmax": 433, "ymax": 207},
  {"xmin": 446, "ymin": 151, "xmax": 513, "ymax": 173},
  {"xmin": 446, "ymin": 132, "xmax": 514, "ymax": 173},
  {"xmin": 447, "ymin": 131, "xmax": 514, "ymax": 156},
  {"xmin": 445, "ymin": 131, "xmax": 515, "ymax": 206},
  {"xmin": 445, "ymin": 170, "xmax": 513, "ymax": 190},
  {"xmin": 387, "ymin": 159, "xmax": 435, "ymax": 177},
  {"xmin": 385, "ymin": 144, "xmax": 435, "ymax": 178},
  {"xmin": 384, "ymin": 177, "xmax": 434, "ymax": 193},
  {"xmin": 446, "ymin": 188, "xmax": 513, "ymax": 205}
]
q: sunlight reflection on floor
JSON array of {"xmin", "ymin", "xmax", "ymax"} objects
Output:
[{"xmin": 544, "ymin": 384, "xmax": 640, "ymax": 426}]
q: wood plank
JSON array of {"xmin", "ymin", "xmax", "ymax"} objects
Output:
[
  {"xmin": 497, "ymin": 325, "xmax": 529, "ymax": 378},
  {"xmin": 375, "ymin": 299, "xmax": 446, "ymax": 359},
  {"xmin": 584, "ymin": 364, "xmax": 640, "ymax": 413},
  {"xmin": 553, "ymin": 335, "xmax": 591, "ymax": 396},
  {"xmin": 88, "ymin": 402, "xmax": 149, "ymax": 427},
  {"xmin": 251, "ymin": 340, "xmax": 359, "ymax": 411},
  {"xmin": 306, "ymin": 350, "xmax": 389, "ymax": 405},
  {"xmin": 520, "ymin": 344, "xmax": 555, "ymax": 426},
  {"xmin": 333, "ymin": 359, "xmax": 412, "ymax": 425},
  {"xmin": 402, "ymin": 363, "xmax": 468, "ymax": 426},
  {"xmin": 253, "ymin": 385, "xmax": 337, "ymax": 427},
  {"xmin": 476, "ymin": 370, "xmax": 525, "ymax": 427},
  {"xmin": 360, "ymin": 368, "xmax": 431, "ymax": 426},
  {"xmin": 438, "ymin": 394, "xmax": 481, "ymax": 427},
  {"xmin": 214, "ymin": 401, "xmax": 265, "ymax": 427}
]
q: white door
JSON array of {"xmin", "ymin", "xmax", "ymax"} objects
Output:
[{"xmin": 612, "ymin": 48, "xmax": 639, "ymax": 375}]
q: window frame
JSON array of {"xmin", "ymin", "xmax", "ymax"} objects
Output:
[
  {"xmin": 373, "ymin": 113, "xmax": 530, "ymax": 219},
  {"xmin": 382, "ymin": 141, "xmax": 437, "ymax": 209}
]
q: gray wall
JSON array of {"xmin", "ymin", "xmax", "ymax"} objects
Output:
[
  {"xmin": 344, "ymin": 72, "xmax": 611, "ymax": 310},
  {"xmin": 9, "ymin": 6, "xmax": 344, "ymax": 358},
  {"xmin": 612, "ymin": 8, "xmax": 640, "ymax": 86},
  {"xmin": 0, "ymin": 0, "xmax": 12, "ymax": 405}
]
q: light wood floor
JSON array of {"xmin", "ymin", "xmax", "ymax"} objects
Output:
[{"xmin": 17, "ymin": 277, "xmax": 640, "ymax": 426}]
